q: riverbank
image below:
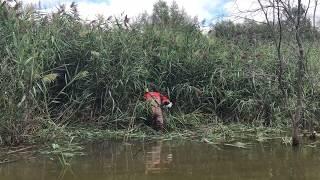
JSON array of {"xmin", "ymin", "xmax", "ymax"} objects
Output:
[
  {"xmin": 2, "ymin": 120, "xmax": 319, "ymax": 167},
  {"xmin": 38, "ymin": 122, "xmax": 290, "ymax": 155}
]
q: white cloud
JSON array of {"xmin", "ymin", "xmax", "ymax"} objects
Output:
[
  {"xmin": 76, "ymin": 0, "xmax": 155, "ymax": 20},
  {"xmin": 20, "ymin": 0, "xmax": 320, "ymax": 25},
  {"xmin": 224, "ymin": 0, "xmax": 320, "ymax": 25},
  {"xmin": 20, "ymin": 0, "xmax": 230, "ymax": 22}
]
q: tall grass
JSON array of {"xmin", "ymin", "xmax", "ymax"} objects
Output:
[{"xmin": 1, "ymin": 1, "xmax": 320, "ymax": 145}]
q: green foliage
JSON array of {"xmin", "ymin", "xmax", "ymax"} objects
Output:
[
  {"xmin": 212, "ymin": 19, "xmax": 319, "ymax": 43},
  {"xmin": 151, "ymin": 0, "xmax": 195, "ymax": 29},
  {"xmin": 0, "ymin": 0, "xmax": 320, "ymax": 145}
]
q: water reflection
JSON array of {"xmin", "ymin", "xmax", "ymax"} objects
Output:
[
  {"xmin": 1, "ymin": 140, "xmax": 320, "ymax": 180},
  {"xmin": 144, "ymin": 141, "xmax": 173, "ymax": 174},
  {"xmin": 58, "ymin": 166, "xmax": 76, "ymax": 180}
]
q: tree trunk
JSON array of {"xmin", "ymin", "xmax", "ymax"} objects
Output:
[
  {"xmin": 276, "ymin": 0, "xmax": 286, "ymax": 99},
  {"xmin": 292, "ymin": 0, "xmax": 304, "ymax": 146}
]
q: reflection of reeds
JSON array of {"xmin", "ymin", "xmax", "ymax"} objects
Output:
[{"xmin": 0, "ymin": 145, "xmax": 35, "ymax": 164}]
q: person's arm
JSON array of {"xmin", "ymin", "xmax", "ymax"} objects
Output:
[{"xmin": 160, "ymin": 94, "xmax": 173, "ymax": 108}]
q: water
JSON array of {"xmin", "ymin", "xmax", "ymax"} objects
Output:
[{"xmin": 1, "ymin": 139, "xmax": 320, "ymax": 180}]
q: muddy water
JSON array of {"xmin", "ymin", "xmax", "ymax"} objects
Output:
[{"xmin": 1, "ymin": 140, "xmax": 320, "ymax": 180}]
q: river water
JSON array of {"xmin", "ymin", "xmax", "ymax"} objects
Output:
[{"xmin": 1, "ymin": 139, "xmax": 320, "ymax": 180}]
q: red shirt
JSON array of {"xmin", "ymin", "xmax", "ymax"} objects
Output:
[{"xmin": 144, "ymin": 92, "xmax": 170, "ymax": 105}]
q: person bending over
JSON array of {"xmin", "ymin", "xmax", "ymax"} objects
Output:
[{"xmin": 144, "ymin": 88, "xmax": 173, "ymax": 131}]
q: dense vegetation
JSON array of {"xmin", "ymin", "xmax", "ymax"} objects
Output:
[{"xmin": 1, "ymin": 0, "xmax": 320, "ymax": 145}]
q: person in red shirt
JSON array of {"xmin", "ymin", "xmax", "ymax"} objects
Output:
[{"xmin": 144, "ymin": 86, "xmax": 173, "ymax": 131}]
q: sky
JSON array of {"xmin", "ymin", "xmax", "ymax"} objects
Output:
[
  {"xmin": 20, "ymin": 0, "xmax": 233, "ymax": 23},
  {"xmin": 20, "ymin": 0, "xmax": 320, "ymax": 25}
]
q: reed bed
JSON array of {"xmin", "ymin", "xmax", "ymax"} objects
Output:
[{"xmin": 1, "ymin": 0, "xmax": 320, "ymax": 145}]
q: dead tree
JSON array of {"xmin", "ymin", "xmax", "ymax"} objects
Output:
[
  {"xmin": 256, "ymin": 0, "xmax": 317, "ymax": 146},
  {"xmin": 292, "ymin": 0, "xmax": 304, "ymax": 146},
  {"xmin": 257, "ymin": 0, "xmax": 286, "ymax": 100}
]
